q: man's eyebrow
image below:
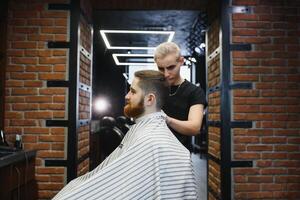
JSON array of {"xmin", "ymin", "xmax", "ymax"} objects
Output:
[
  {"xmin": 130, "ymin": 86, "xmax": 136, "ymax": 91},
  {"xmin": 158, "ymin": 64, "xmax": 176, "ymax": 69},
  {"xmin": 167, "ymin": 64, "xmax": 176, "ymax": 68}
]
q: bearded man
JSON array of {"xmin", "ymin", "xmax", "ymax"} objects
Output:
[{"xmin": 53, "ymin": 70, "xmax": 198, "ymax": 200}]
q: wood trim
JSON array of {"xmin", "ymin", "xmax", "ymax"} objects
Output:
[{"xmin": 0, "ymin": 0, "xmax": 8, "ymax": 131}]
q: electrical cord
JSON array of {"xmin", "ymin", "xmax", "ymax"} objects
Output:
[
  {"xmin": 12, "ymin": 151, "xmax": 30, "ymax": 200},
  {"xmin": 14, "ymin": 166, "xmax": 20, "ymax": 200},
  {"xmin": 24, "ymin": 151, "xmax": 29, "ymax": 199}
]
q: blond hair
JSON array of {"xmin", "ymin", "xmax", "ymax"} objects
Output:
[{"xmin": 154, "ymin": 42, "xmax": 181, "ymax": 61}]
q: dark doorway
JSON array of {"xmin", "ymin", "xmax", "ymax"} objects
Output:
[
  {"xmin": 92, "ymin": 10, "xmax": 207, "ymax": 119},
  {"xmin": 88, "ymin": 2, "xmax": 215, "ymax": 200},
  {"xmin": 91, "ymin": 8, "xmax": 209, "ymax": 200}
]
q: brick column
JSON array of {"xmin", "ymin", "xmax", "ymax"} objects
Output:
[
  {"xmin": 4, "ymin": 0, "xmax": 93, "ymax": 199},
  {"xmin": 231, "ymin": 0, "xmax": 300, "ymax": 199},
  {"xmin": 77, "ymin": 0, "xmax": 93, "ymax": 176},
  {"xmin": 206, "ymin": 0, "xmax": 299, "ymax": 199},
  {"xmin": 5, "ymin": 1, "xmax": 69, "ymax": 198},
  {"xmin": 206, "ymin": 18, "xmax": 222, "ymax": 200}
]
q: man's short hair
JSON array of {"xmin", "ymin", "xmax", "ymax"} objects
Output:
[
  {"xmin": 134, "ymin": 70, "xmax": 168, "ymax": 109},
  {"xmin": 154, "ymin": 42, "xmax": 181, "ymax": 61}
]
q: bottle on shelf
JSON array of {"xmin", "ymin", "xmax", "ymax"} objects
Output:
[{"xmin": 14, "ymin": 134, "xmax": 22, "ymax": 150}]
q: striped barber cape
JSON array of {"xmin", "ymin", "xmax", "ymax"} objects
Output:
[{"xmin": 53, "ymin": 112, "xmax": 198, "ymax": 200}]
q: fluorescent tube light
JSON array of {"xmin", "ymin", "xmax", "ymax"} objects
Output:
[
  {"xmin": 112, "ymin": 54, "xmax": 156, "ymax": 66},
  {"xmin": 100, "ymin": 30, "xmax": 175, "ymax": 50}
]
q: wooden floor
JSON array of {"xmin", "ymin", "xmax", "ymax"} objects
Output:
[{"xmin": 191, "ymin": 153, "xmax": 207, "ymax": 200}]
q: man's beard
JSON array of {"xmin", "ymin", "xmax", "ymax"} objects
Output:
[{"xmin": 124, "ymin": 98, "xmax": 145, "ymax": 118}]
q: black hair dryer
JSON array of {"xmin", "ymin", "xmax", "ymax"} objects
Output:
[{"xmin": 0, "ymin": 130, "xmax": 9, "ymax": 146}]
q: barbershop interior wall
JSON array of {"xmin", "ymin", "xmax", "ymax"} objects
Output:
[
  {"xmin": 4, "ymin": 0, "xmax": 71, "ymax": 198},
  {"xmin": 2, "ymin": 0, "xmax": 300, "ymax": 199},
  {"xmin": 231, "ymin": 0, "xmax": 300, "ymax": 199}
]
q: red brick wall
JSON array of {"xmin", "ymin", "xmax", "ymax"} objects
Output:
[
  {"xmin": 5, "ymin": 0, "xmax": 93, "ymax": 198},
  {"xmin": 77, "ymin": 0, "xmax": 93, "ymax": 177},
  {"xmin": 5, "ymin": 0, "xmax": 69, "ymax": 199},
  {"xmin": 231, "ymin": 0, "xmax": 300, "ymax": 199},
  {"xmin": 207, "ymin": 19, "xmax": 222, "ymax": 200}
]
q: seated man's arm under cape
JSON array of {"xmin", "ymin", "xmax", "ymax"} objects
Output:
[{"xmin": 53, "ymin": 145, "xmax": 124, "ymax": 199}]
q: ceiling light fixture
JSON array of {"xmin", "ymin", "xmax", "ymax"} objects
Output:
[
  {"xmin": 100, "ymin": 30, "xmax": 175, "ymax": 50},
  {"xmin": 112, "ymin": 54, "xmax": 156, "ymax": 66}
]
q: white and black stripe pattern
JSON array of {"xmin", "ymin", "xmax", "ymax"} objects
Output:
[{"xmin": 53, "ymin": 112, "xmax": 198, "ymax": 200}]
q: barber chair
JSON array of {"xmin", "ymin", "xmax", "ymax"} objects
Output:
[
  {"xmin": 115, "ymin": 116, "xmax": 132, "ymax": 135},
  {"xmin": 97, "ymin": 116, "xmax": 124, "ymax": 161}
]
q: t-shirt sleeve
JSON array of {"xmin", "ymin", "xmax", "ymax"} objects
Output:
[{"xmin": 189, "ymin": 86, "xmax": 207, "ymax": 107}]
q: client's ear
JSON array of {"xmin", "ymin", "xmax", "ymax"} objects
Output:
[{"xmin": 145, "ymin": 93, "xmax": 156, "ymax": 106}]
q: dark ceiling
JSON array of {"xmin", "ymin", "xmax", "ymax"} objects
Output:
[
  {"xmin": 90, "ymin": 0, "xmax": 208, "ymax": 10},
  {"xmin": 93, "ymin": 10, "xmax": 207, "ymax": 56},
  {"xmin": 91, "ymin": 0, "xmax": 209, "ymax": 55}
]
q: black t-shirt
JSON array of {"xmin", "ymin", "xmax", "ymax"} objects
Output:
[{"xmin": 162, "ymin": 79, "xmax": 206, "ymax": 150}]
